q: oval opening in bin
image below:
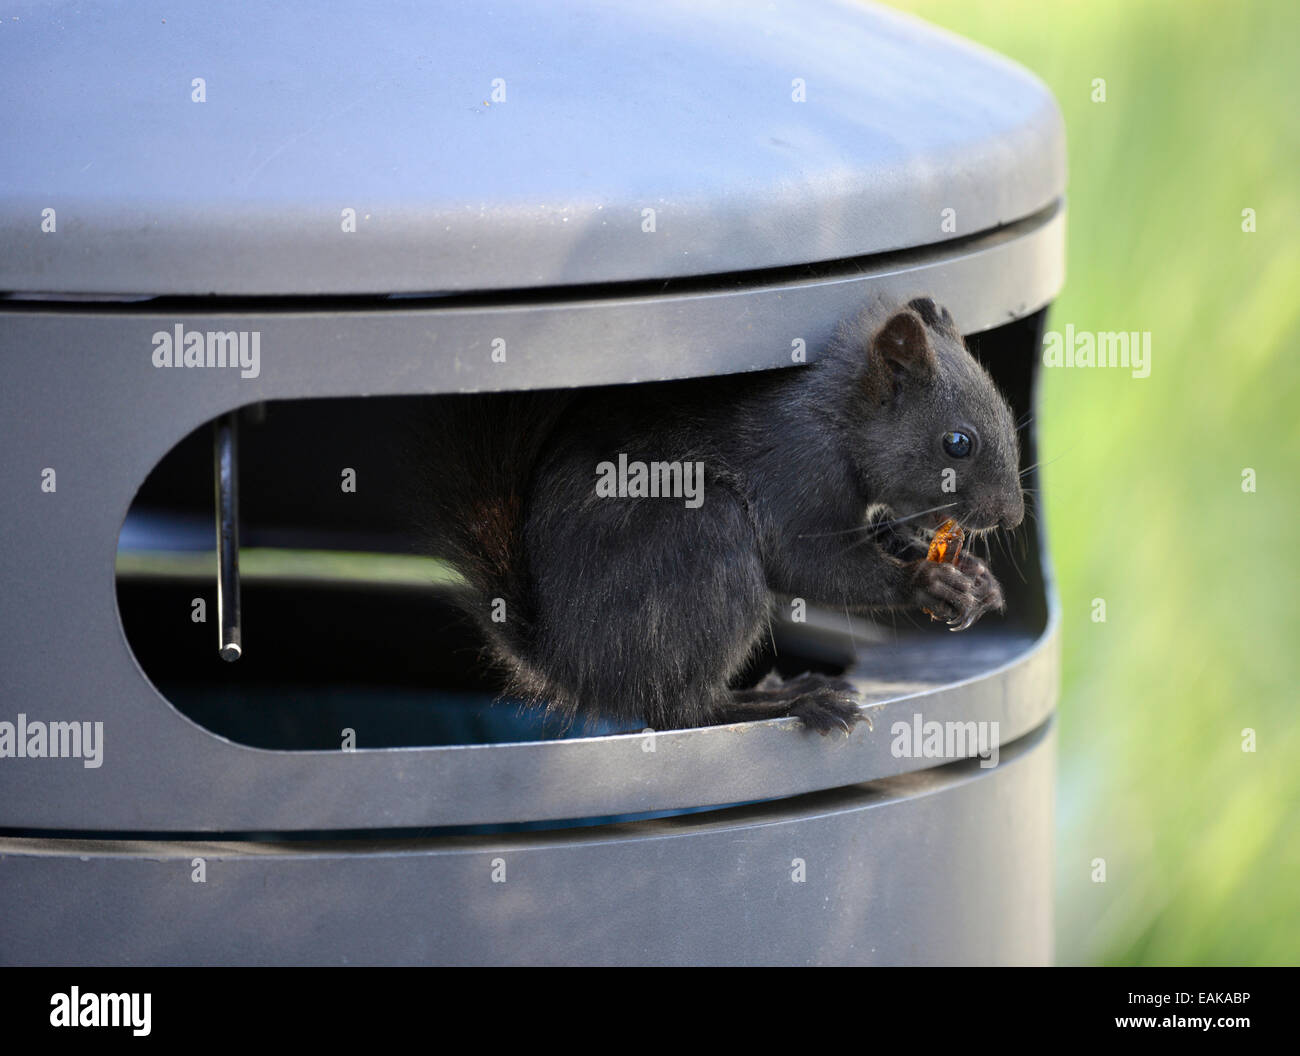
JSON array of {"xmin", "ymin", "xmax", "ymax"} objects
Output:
[{"xmin": 114, "ymin": 313, "xmax": 1049, "ymax": 751}]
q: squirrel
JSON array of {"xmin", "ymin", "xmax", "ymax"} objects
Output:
[{"xmin": 422, "ymin": 297, "xmax": 1024, "ymax": 735}]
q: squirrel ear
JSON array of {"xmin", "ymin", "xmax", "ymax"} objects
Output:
[
  {"xmin": 907, "ymin": 296, "xmax": 958, "ymax": 335},
  {"xmin": 874, "ymin": 308, "xmax": 936, "ymax": 381}
]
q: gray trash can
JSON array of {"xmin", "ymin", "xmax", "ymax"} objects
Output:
[{"xmin": 0, "ymin": 0, "xmax": 1064, "ymax": 965}]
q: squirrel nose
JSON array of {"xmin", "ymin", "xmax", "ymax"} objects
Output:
[{"xmin": 1000, "ymin": 494, "xmax": 1025, "ymax": 531}]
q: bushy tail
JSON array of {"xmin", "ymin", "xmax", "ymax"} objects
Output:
[{"xmin": 418, "ymin": 391, "xmax": 572, "ymax": 659}]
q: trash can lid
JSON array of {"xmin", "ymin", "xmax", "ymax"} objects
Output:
[{"xmin": 0, "ymin": 0, "xmax": 1065, "ymax": 297}]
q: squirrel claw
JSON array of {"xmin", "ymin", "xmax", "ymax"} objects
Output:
[{"xmin": 949, "ymin": 610, "xmax": 979, "ymax": 632}]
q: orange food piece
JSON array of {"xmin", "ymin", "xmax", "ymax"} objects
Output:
[
  {"xmin": 926, "ymin": 518, "xmax": 965, "ymax": 565},
  {"xmin": 922, "ymin": 518, "xmax": 965, "ymax": 621}
]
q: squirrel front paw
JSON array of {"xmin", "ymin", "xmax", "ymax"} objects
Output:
[
  {"xmin": 908, "ymin": 559, "xmax": 976, "ymax": 626},
  {"xmin": 956, "ymin": 553, "xmax": 1006, "ymax": 626},
  {"xmin": 909, "ymin": 558, "xmax": 1004, "ymax": 632},
  {"xmin": 907, "ymin": 554, "xmax": 1005, "ymax": 631}
]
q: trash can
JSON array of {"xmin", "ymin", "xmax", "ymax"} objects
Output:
[{"xmin": 0, "ymin": 0, "xmax": 1064, "ymax": 965}]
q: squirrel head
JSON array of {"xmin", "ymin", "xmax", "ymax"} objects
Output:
[{"xmin": 848, "ymin": 297, "xmax": 1024, "ymax": 534}]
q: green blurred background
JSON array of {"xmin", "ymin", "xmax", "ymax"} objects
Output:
[{"xmin": 886, "ymin": 0, "xmax": 1299, "ymax": 964}]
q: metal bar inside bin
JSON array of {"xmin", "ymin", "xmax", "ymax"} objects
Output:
[{"xmin": 213, "ymin": 413, "xmax": 241, "ymax": 661}]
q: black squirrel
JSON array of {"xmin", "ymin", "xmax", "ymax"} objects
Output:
[{"xmin": 423, "ymin": 297, "xmax": 1024, "ymax": 735}]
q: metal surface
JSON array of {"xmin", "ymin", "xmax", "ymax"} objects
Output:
[
  {"xmin": 0, "ymin": 0, "xmax": 1064, "ymax": 967},
  {"xmin": 212, "ymin": 415, "xmax": 241, "ymax": 662},
  {"xmin": 0, "ymin": 228, "xmax": 1060, "ymax": 830},
  {"xmin": 0, "ymin": 0, "xmax": 1065, "ymax": 297},
  {"xmin": 0, "ymin": 721, "xmax": 1054, "ymax": 966}
]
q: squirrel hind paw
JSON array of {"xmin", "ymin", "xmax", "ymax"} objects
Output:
[
  {"xmin": 758, "ymin": 672, "xmax": 869, "ymax": 737},
  {"xmin": 788, "ymin": 689, "xmax": 869, "ymax": 737},
  {"xmin": 718, "ymin": 672, "xmax": 868, "ymax": 735}
]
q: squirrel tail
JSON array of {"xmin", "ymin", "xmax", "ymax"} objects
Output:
[{"xmin": 420, "ymin": 391, "xmax": 570, "ymax": 662}]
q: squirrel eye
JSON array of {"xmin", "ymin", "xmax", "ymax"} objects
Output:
[{"xmin": 943, "ymin": 431, "xmax": 973, "ymax": 458}]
